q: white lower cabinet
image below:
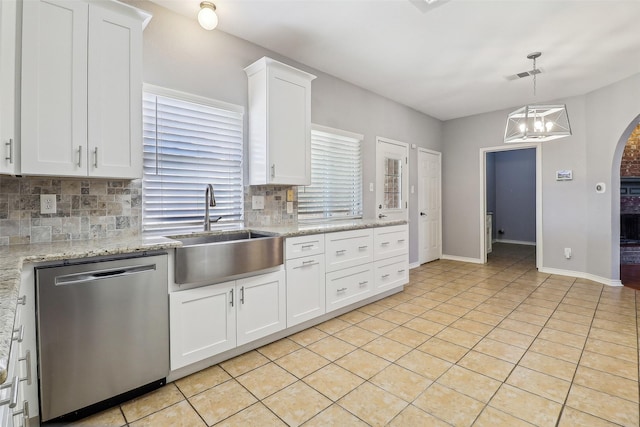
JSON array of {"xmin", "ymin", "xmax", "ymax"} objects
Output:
[
  {"xmin": 286, "ymin": 255, "xmax": 325, "ymax": 327},
  {"xmin": 236, "ymin": 270, "xmax": 286, "ymax": 346},
  {"xmin": 326, "ymin": 264, "xmax": 374, "ymax": 313},
  {"xmin": 170, "ymin": 281, "xmax": 236, "ymax": 370},
  {"xmin": 170, "ymin": 268, "xmax": 285, "ymax": 370},
  {"xmin": 374, "ymin": 254, "xmax": 409, "ymax": 295}
]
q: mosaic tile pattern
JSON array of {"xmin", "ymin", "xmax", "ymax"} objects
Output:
[
  {"xmin": 244, "ymin": 185, "xmax": 297, "ymax": 227},
  {"xmin": 0, "ymin": 177, "xmax": 141, "ymax": 245},
  {"xmin": 75, "ymin": 243, "xmax": 640, "ymax": 426}
]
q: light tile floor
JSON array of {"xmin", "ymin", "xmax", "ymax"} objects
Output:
[{"xmin": 71, "ymin": 243, "xmax": 639, "ymax": 426}]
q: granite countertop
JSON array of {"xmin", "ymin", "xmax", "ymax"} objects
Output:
[{"xmin": 0, "ymin": 219, "xmax": 406, "ymax": 383}]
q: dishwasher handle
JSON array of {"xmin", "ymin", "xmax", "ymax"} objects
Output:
[{"xmin": 54, "ymin": 264, "xmax": 157, "ymax": 286}]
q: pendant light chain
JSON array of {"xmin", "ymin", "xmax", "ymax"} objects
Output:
[{"xmin": 532, "ymin": 55, "xmax": 537, "ymax": 96}]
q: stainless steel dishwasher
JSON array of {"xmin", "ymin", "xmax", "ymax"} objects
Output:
[{"xmin": 35, "ymin": 252, "xmax": 169, "ymax": 423}]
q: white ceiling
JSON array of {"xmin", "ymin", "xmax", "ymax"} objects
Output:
[{"xmin": 150, "ymin": 0, "xmax": 640, "ymax": 121}]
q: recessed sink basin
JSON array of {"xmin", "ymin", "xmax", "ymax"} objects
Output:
[{"xmin": 170, "ymin": 231, "xmax": 283, "ymax": 285}]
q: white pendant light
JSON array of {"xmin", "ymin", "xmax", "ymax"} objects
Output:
[
  {"xmin": 198, "ymin": 1, "xmax": 218, "ymax": 30},
  {"xmin": 504, "ymin": 52, "xmax": 571, "ymax": 143}
]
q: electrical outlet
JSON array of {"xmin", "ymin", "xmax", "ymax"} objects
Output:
[
  {"xmin": 40, "ymin": 194, "xmax": 57, "ymax": 214},
  {"xmin": 564, "ymin": 248, "xmax": 572, "ymax": 259},
  {"xmin": 252, "ymin": 195, "xmax": 264, "ymax": 210}
]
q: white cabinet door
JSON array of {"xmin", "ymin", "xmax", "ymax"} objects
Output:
[
  {"xmin": 236, "ymin": 269, "xmax": 286, "ymax": 346},
  {"xmin": 87, "ymin": 3, "xmax": 143, "ymax": 178},
  {"xmin": 286, "ymin": 255, "xmax": 325, "ymax": 327},
  {"xmin": 0, "ymin": 0, "xmax": 18, "ymax": 175},
  {"xmin": 245, "ymin": 57, "xmax": 316, "ymax": 185},
  {"xmin": 169, "ymin": 282, "xmax": 236, "ymax": 370},
  {"xmin": 21, "ymin": 0, "xmax": 88, "ymax": 177}
]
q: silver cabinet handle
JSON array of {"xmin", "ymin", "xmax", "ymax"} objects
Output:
[
  {"xmin": 240, "ymin": 286, "xmax": 245, "ymax": 304},
  {"xmin": 337, "ymin": 287, "xmax": 347, "ymax": 293},
  {"xmin": 0, "ymin": 375, "xmax": 18, "ymax": 408},
  {"xmin": 397, "ymin": 239, "xmax": 405, "ymax": 243},
  {"xmin": 358, "ymin": 246, "xmax": 368, "ymax": 250},
  {"xmin": 5, "ymin": 138, "xmax": 13, "ymax": 163},
  {"xmin": 230, "ymin": 289, "xmax": 234, "ymax": 307},
  {"xmin": 18, "ymin": 351, "xmax": 31, "ymax": 386},
  {"xmin": 93, "ymin": 147, "xmax": 98, "ymax": 168},
  {"xmin": 336, "ymin": 249, "xmax": 346, "ymax": 255},
  {"xmin": 12, "ymin": 325, "xmax": 23, "ymax": 343},
  {"xmin": 381, "ymin": 274, "xmax": 390, "ymax": 279},
  {"xmin": 12, "ymin": 401, "xmax": 29, "ymax": 427},
  {"xmin": 358, "ymin": 281, "xmax": 368, "ymax": 286},
  {"xmin": 381, "ymin": 242, "xmax": 390, "ymax": 246},
  {"xmin": 301, "ymin": 244, "xmax": 314, "ymax": 249},
  {"xmin": 271, "ymin": 164, "xmax": 275, "ymax": 178},
  {"xmin": 302, "ymin": 259, "xmax": 315, "ymax": 264},
  {"xmin": 397, "ymin": 269, "xmax": 405, "ymax": 274},
  {"xmin": 16, "ymin": 295, "xmax": 26, "ymax": 306},
  {"xmin": 77, "ymin": 146, "xmax": 82, "ymax": 167}
]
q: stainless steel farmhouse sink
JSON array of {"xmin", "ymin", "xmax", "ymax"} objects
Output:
[{"xmin": 170, "ymin": 231, "xmax": 283, "ymax": 284}]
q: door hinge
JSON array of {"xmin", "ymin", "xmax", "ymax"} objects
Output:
[{"xmin": 405, "ymin": 157, "xmax": 408, "ymax": 164}]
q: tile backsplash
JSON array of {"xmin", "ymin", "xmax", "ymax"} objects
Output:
[
  {"xmin": 0, "ymin": 176, "xmax": 141, "ymax": 245},
  {"xmin": 244, "ymin": 185, "xmax": 297, "ymax": 227}
]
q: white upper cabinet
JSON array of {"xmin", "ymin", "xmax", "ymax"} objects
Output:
[
  {"xmin": 245, "ymin": 57, "xmax": 316, "ymax": 186},
  {"xmin": 21, "ymin": 0, "xmax": 150, "ymax": 178},
  {"xmin": 0, "ymin": 0, "xmax": 18, "ymax": 175}
]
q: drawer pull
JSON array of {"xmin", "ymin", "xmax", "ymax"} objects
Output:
[
  {"xmin": 230, "ymin": 289, "xmax": 234, "ymax": 307},
  {"xmin": 5, "ymin": 138, "xmax": 13, "ymax": 163},
  {"xmin": 18, "ymin": 351, "xmax": 31, "ymax": 386},
  {"xmin": 337, "ymin": 287, "xmax": 347, "ymax": 293},
  {"xmin": 397, "ymin": 269, "xmax": 405, "ymax": 274},
  {"xmin": 397, "ymin": 239, "xmax": 405, "ymax": 243},
  {"xmin": 302, "ymin": 259, "xmax": 315, "ymax": 264},
  {"xmin": 17, "ymin": 296, "xmax": 26, "ymax": 306},
  {"xmin": 358, "ymin": 281, "xmax": 368, "ymax": 286},
  {"xmin": 0, "ymin": 375, "xmax": 18, "ymax": 408},
  {"xmin": 381, "ymin": 241, "xmax": 390, "ymax": 246},
  {"xmin": 301, "ymin": 244, "xmax": 315, "ymax": 249},
  {"xmin": 12, "ymin": 401, "xmax": 29, "ymax": 427},
  {"xmin": 335, "ymin": 249, "xmax": 346, "ymax": 255},
  {"xmin": 381, "ymin": 274, "xmax": 390, "ymax": 279},
  {"xmin": 240, "ymin": 286, "xmax": 245, "ymax": 304},
  {"xmin": 12, "ymin": 325, "xmax": 24, "ymax": 343},
  {"xmin": 358, "ymin": 246, "xmax": 368, "ymax": 250}
]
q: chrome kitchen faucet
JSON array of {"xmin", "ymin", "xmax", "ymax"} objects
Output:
[{"xmin": 204, "ymin": 184, "xmax": 218, "ymax": 231}]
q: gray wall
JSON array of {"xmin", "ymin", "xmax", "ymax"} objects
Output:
[
  {"xmin": 443, "ymin": 73, "xmax": 640, "ymax": 283},
  {"xmin": 131, "ymin": 1, "xmax": 443, "ymax": 265},
  {"xmin": 493, "ymin": 149, "xmax": 536, "ymax": 244}
]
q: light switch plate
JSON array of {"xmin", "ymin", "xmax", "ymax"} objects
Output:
[
  {"xmin": 41, "ymin": 194, "xmax": 56, "ymax": 214},
  {"xmin": 369, "ymin": 183, "xmax": 374, "ymax": 192},
  {"xmin": 252, "ymin": 195, "xmax": 265, "ymax": 210},
  {"xmin": 286, "ymin": 201, "xmax": 293, "ymax": 214}
]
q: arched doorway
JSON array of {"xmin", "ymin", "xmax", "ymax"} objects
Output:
[{"xmin": 619, "ymin": 123, "xmax": 640, "ymax": 289}]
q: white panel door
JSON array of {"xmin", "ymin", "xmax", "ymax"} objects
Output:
[
  {"xmin": 88, "ymin": 3, "xmax": 143, "ymax": 178},
  {"xmin": 418, "ymin": 149, "xmax": 442, "ymax": 263},
  {"xmin": 169, "ymin": 282, "xmax": 236, "ymax": 370},
  {"xmin": 376, "ymin": 137, "xmax": 409, "ymax": 221},
  {"xmin": 286, "ymin": 255, "xmax": 326, "ymax": 327},
  {"xmin": 21, "ymin": 0, "xmax": 88, "ymax": 176},
  {"xmin": 236, "ymin": 269, "xmax": 286, "ymax": 346}
]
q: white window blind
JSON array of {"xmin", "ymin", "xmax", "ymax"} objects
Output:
[
  {"xmin": 142, "ymin": 86, "xmax": 244, "ymax": 234},
  {"xmin": 298, "ymin": 125, "xmax": 363, "ymax": 221}
]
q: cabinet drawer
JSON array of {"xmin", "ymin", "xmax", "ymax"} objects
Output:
[
  {"xmin": 374, "ymin": 255, "xmax": 409, "ymax": 294},
  {"xmin": 374, "ymin": 225, "xmax": 408, "ymax": 260},
  {"xmin": 325, "ymin": 229, "xmax": 373, "ymax": 272},
  {"xmin": 285, "ymin": 234, "xmax": 324, "ymax": 259},
  {"xmin": 326, "ymin": 265, "xmax": 374, "ymax": 313}
]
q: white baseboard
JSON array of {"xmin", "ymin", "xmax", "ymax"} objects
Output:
[
  {"xmin": 494, "ymin": 239, "xmax": 536, "ymax": 246},
  {"xmin": 409, "ymin": 262, "xmax": 420, "ymax": 269},
  {"xmin": 441, "ymin": 254, "xmax": 484, "ymax": 264},
  {"xmin": 538, "ymin": 267, "xmax": 623, "ymax": 287}
]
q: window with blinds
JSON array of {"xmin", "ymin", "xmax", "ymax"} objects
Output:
[
  {"xmin": 142, "ymin": 86, "xmax": 244, "ymax": 234},
  {"xmin": 298, "ymin": 125, "xmax": 363, "ymax": 221}
]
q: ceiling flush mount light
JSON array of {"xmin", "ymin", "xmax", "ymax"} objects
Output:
[
  {"xmin": 198, "ymin": 1, "xmax": 218, "ymax": 30},
  {"xmin": 504, "ymin": 52, "xmax": 571, "ymax": 144}
]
